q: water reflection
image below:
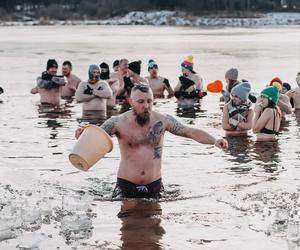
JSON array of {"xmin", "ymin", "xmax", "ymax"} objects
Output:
[
  {"xmin": 225, "ymin": 136, "xmax": 253, "ymax": 173},
  {"xmin": 118, "ymin": 200, "xmax": 165, "ymax": 250},
  {"xmin": 37, "ymin": 104, "xmax": 72, "ymax": 119},
  {"xmin": 78, "ymin": 110, "xmax": 107, "ymax": 126},
  {"xmin": 295, "ymin": 110, "xmax": 300, "ymax": 127},
  {"xmin": 176, "ymin": 106, "xmax": 205, "ymax": 119},
  {"xmin": 252, "ymin": 141, "xmax": 281, "ymax": 173}
]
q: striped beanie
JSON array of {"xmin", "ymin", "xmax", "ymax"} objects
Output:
[{"xmin": 181, "ymin": 55, "xmax": 195, "ymax": 73}]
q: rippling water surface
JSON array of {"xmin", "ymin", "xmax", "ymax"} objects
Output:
[{"xmin": 0, "ymin": 25, "xmax": 300, "ymax": 250}]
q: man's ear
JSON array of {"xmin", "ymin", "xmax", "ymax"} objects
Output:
[{"xmin": 128, "ymin": 97, "xmax": 133, "ymax": 107}]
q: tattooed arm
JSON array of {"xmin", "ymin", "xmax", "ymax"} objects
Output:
[
  {"xmin": 165, "ymin": 115, "xmax": 228, "ymax": 149},
  {"xmin": 75, "ymin": 116, "xmax": 119, "ymax": 139},
  {"xmin": 100, "ymin": 116, "xmax": 119, "ymax": 136}
]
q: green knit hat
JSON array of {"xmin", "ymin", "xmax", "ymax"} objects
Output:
[{"xmin": 261, "ymin": 86, "xmax": 279, "ymax": 105}]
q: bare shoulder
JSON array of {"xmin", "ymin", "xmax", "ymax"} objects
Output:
[
  {"xmin": 74, "ymin": 74, "xmax": 81, "ymax": 82},
  {"xmin": 280, "ymin": 94, "xmax": 290, "ymax": 101},
  {"xmin": 262, "ymin": 108, "xmax": 274, "ymax": 116}
]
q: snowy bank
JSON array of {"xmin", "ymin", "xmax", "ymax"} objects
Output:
[{"xmin": 1, "ymin": 11, "xmax": 300, "ymax": 27}]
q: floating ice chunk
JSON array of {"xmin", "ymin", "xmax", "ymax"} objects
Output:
[{"xmin": 16, "ymin": 232, "xmax": 47, "ymax": 249}]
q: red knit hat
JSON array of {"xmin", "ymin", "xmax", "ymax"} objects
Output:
[
  {"xmin": 269, "ymin": 77, "xmax": 283, "ymax": 91},
  {"xmin": 270, "ymin": 77, "xmax": 283, "ymax": 86}
]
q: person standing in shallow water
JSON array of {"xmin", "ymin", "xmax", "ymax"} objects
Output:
[
  {"xmin": 286, "ymin": 72, "xmax": 300, "ymax": 110},
  {"xmin": 75, "ymin": 64, "xmax": 112, "ymax": 120},
  {"xmin": 75, "ymin": 84, "xmax": 228, "ymax": 199},
  {"xmin": 61, "ymin": 61, "xmax": 81, "ymax": 99},
  {"xmin": 99, "ymin": 62, "xmax": 120, "ymax": 109},
  {"xmin": 31, "ymin": 59, "xmax": 66, "ymax": 106},
  {"xmin": 253, "ymin": 86, "xmax": 281, "ymax": 141},
  {"xmin": 113, "ymin": 60, "xmax": 119, "ymax": 72},
  {"xmin": 222, "ymin": 82, "xmax": 254, "ymax": 136},
  {"xmin": 220, "ymin": 68, "xmax": 239, "ymax": 103},
  {"xmin": 174, "ymin": 55, "xmax": 205, "ymax": 108},
  {"xmin": 268, "ymin": 77, "xmax": 292, "ymax": 119},
  {"xmin": 145, "ymin": 59, "xmax": 174, "ymax": 98}
]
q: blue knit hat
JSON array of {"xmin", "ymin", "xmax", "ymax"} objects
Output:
[
  {"xmin": 231, "ymin": 82, "xmax": 251, "ymax": 102},
  {"xmin": 88, "ymin": 64, "xmax": 100, "ymax": 80},
  {"xmin": 148, "ymin": 59, "xmax": 158, "ymax": 70}
]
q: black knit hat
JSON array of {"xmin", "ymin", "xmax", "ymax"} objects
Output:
[
  {"xmin": 113, "ymin": 60, "xmax": 119, "ymax": 68},
  {"xmin": 47, "ymin": 59, "xmax": 58, "ymax": 70},
  {"xmin": 100, "ymin": 62, "xmax": 109, "ymax": 70},
  {"xmin": 128, "ymin": 61, "xmax": 141, "ymax": 75},
  {"xmin": 100, "ymin": 62, "xmax": 110, "ymax": 80}
]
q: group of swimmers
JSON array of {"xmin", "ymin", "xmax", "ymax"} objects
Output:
[
  {"xmin": 29, "ymin": 56, "xmax": 300, "ymax": 143},
  {"xmin": 222, "ymin": 71, "xmax": 300, "ymax": 141}
]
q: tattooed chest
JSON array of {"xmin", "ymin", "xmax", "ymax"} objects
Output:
[{"xmin": 119, "ymin": 121, "xmax": 165, "ymax": 148}]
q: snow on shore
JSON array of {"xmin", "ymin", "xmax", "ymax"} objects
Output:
[{"xmin": 1, "ymin": 11, "xmax": 300, "ymax": 27}]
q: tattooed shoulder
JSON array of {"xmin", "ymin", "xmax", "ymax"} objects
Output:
[
  {"xmin": 100, "ymin": 116, "xmax": 119, "ymax": 136},
  {"xmin": 165, "ymin": 114, "xmax": 186, "ymax": 136}
]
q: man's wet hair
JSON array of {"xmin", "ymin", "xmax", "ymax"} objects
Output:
[
  {"xmin": 132, "ymin": 84, "xmax": 150, "ymax": 93},
  {"xmin": 120, "ymin": 58, "xmax": 128, "ymax": 64},
  {"xmin": 63, "ymin": 60, "xmax": 72, "ymax": 68}
]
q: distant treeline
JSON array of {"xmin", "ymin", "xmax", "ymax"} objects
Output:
[{"xmin": 1, "ymin": 0, "xmax": 300, "ymax": 20}]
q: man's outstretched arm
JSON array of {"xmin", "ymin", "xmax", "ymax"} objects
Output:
[{"xmin": 165, "ymin": 115, "xmax": 228, "ymax": 149}]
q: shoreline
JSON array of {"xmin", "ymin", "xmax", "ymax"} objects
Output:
[{"xmin": 1, "ymin": 11, "xmax": 300, "ymax": 27}]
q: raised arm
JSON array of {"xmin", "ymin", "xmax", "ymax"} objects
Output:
[
  {"xmin": 165, "ymin": 115, "xmax": 227, "ymax": 149},
  {"xmin": 278, "ymin": 94, "xmax": 292, "ymax": 114},
  {"xmin": 253, "ymin": 107, "xmax": 269, "ymax": 133},
  {"xmin": 163, "ymin": 78, "xmax": 174, "ymax": 97}
]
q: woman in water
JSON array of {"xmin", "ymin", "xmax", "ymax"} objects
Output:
[{"xmin": 253, "ymin": 86, "xmax": 281, "ymax": 141}]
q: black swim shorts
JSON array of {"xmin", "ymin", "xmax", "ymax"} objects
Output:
[{"xmin": 112, "ymin": 178, "xmax": 164, "ymax": 199}]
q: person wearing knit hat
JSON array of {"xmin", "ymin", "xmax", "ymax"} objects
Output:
[
  {"xmin": 100, "ymin": 62, "xmax": 121, "ymax": 109},
  {"xmin": 145, "ymin": 59, "xmax": 174, "ymax": 98},
  {"xmin": 30, "ymin": 59, "xmax": 66, "ymax": 106},
  {"xmin": 253, "ymin": 86, "xmax": 281, "ymax": 141},
  {"xmin": 100, "ymin": 62, "xmax": 110, "ymax": 80},
  {"xmin": 128, "ymin": 61, "xmax": 141, "ymax": 75},
  {"xmin": 225, "ymin": 68, "xmax": 238, "ymax": 82},
  {"xmin": 282, "ymin": 82, "xmax": 291, "ymax": 94},
  {"xmin": 263, "ymin": 77, "xmax": 292, "ymax": 118},
  {"xmin": 175, "ymin": 55, "xmax": 204, "ymax": 109},
  {"xmin": 181, "ymin": 55, "xmax": 196, "ymax": 74},
  {"xmin": 75, "ymin": 64, "xmax": 112, "ymax": 119},
  {"xmin": 47, "ymin": 59, "xmax": 58, "ymax": 70},
  {"xmin": 222, "ymin": 82, "xmax": 254, "ymax": 136},
  {"xmin": 286, "ymin": 72, "xmax": 300, "ymax": 110},
  {"xmin": 127, "ymin": 60, "xmax": 148, "ymax": 86},
  {"xmin": 269, "ymin": 77, "xmax": 283, "ymax": 87},
  {"xmin": 113, "ymin": 60, "xmax": 120, "ymax": 72},
  {"xmin": 220, "ymin": 68, "xmax": 240, "ymax": 103},
  {"xmin": 231, "ymin": 82, "xmax": 251, "ymax": 102}
]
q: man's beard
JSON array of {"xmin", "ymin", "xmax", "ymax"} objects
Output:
[{"xmin": 133, "ymin": 109, "xmax": 150, "ymax": 126}]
